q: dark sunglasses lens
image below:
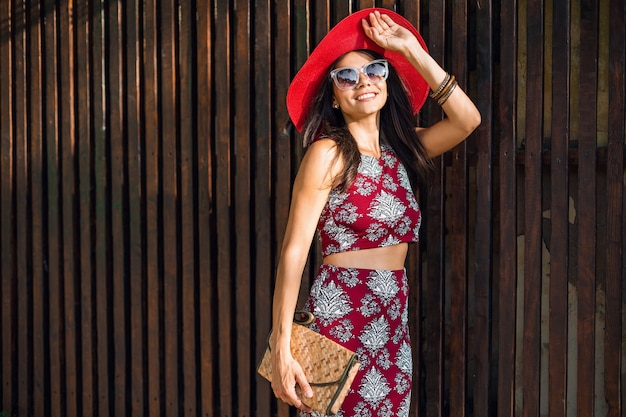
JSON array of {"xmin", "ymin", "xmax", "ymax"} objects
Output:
[
  {"xmin": 335, "ymin": 68, "xmax": 359, "ymax": 88},
  {"xmin": 365, "ymin": 62, "xmax": 387, "ymax": 81}
]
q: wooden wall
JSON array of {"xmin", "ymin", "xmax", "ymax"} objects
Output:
[{"xmin": 0, "ymin": 0, "xmax": 624, "ymax": 416}]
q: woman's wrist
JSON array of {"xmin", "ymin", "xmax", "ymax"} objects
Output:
[{"xmin": 403, "ymin": 46, "xmax": 447, "ymax": 91}]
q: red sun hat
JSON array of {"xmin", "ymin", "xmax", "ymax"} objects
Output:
[{"xmin": 286, "ymin": 8, "xmax": 430, "ymax": 133}]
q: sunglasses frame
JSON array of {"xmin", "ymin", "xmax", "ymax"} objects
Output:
[{"xmin": 329, "ymin": 59, "xmax": 389, "ymax": 90}]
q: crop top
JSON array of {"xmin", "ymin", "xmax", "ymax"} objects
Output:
[{"xmin": 317, "ymin": 144, "xmax": 421, "ymax": 257}]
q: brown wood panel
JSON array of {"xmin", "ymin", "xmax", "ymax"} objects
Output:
[
  {"xmin": 58, "ymin": 4, "xmax": 79, "ymax": 414},
  {"xmin": 548, "ymin": 1, "xmax": 571, "ymax": 416},
  {"xmin": 0, "ymin": 1, "xmax": 11, "ymax": 411},
  {"xmin": 523, "ymin": 0, "xmax": 544, "ymax": 415},
  {"xmin": 572, "ymin": 0, "xmax": 599, "ymax": 415},
  {"xmin": 604, "ymin": 1, "xmax": 625, "ymax": 415},
  {"xmin": 422, "ymin": 1, "xmax": 446, "ymax": 415},
  {"xmin": 196, "ymin": 1, "xmax": 215, "ymax": 414},
  {"xmin": 449, "ymin": 3, "xmax": 469, "ymax": 416},
  {"xmin": 142, "ymin": 0, "xmax": 162, "ymax": 414},
  {"xmin": 273, "ymin": 3, "xmax": 292, "ymax": 416},
  {"xmin": 124, "ymin": 0, "xmax": 145, "ymax": 415},
  {"xmin": 359, "ymin": 0, "xmax": 376, "ymax": 10},
  {"xmin": 178, "ymin": 1, "xmax": 198, "ymax": 416},
  {"xmin": 160, "ymin": 1, "xmax": 180, "ymax": 415},
  {"xmin": 313, "ymin": 1, "xmax": 330, "ymax": 45},
  {"xmin": 42, "ymin": 1, "xmax": 63, "ymax": 414},
  {"xmin": 334, "ymin": 1, "xmax": 351, "ymax": 21},
  {"xmin": 91, "ymin": 0, "xmax": 111, "ymax": 413},
  {"xmin": 234, "ymin": 1, "xmax": 253, "ymax": 416},
  {"xmin": 473, "ymin": 1, "xmax": 494, "ymax": 416},
  {"xmin": 107, "ymin": 1, "xmax": 129, "ymax": 414},
  {"xmin": 253, "ymin": 1, "xmax": 274, "ymax": 415},
  {"xmin": 214, "ymin": 2, "xmax": 234, "ymax": 416},
  {"xmin": 292, "ymin": 0, "xmax": 313, "ymax": 328},
  {"xmin": 494, "ymin": 0, "xmax": 518, "ymax": 417},
  {"xmin": 76, "ymin": 1, "xmax": 94, "ymax": 415},
  {"xmin": 497, "ymin": 1, "xmax": 518, "ymax": 416},
  {"xmin": 577, "ymin": 0, "xmax": 599, "ymax": 415},
  {"xmin": 27, "ymin": 2, "xmax": 47, "ymax": 415},
  {"xmin": 12, "ymin": 1, "xmax": 29, "ymax": 414}
]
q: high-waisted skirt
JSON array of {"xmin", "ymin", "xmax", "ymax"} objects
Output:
[{"xmin": 298, "ymin": 263, "xmax": 412, "ymax": 417}]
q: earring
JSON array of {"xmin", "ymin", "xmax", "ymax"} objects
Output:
[{"xmin": 333, "ymin": 103, "xmax": 339, "ymax": 109}]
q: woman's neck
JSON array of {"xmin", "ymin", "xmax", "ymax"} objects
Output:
[{"xmin": 345, "ymin": 115, "xmax": 381, "ymax": 156}]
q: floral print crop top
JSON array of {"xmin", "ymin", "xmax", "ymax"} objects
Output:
[{"xmin": 317, "ymin": 144, "xmax": 421, "ymax": 257}]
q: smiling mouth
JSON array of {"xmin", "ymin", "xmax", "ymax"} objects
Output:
[{"xmin": 356, "ymin": 92, "xmax": 377, "ymax": 101}]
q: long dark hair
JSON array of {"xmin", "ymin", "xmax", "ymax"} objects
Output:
[{"xmin": 301, "ymin": 49, "xmax": 434, "ymax": 191}]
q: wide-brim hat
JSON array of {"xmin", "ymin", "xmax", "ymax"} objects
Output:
[{"xmin": 286, "ymin": 7, "xmax": 430, "ymax": 133}]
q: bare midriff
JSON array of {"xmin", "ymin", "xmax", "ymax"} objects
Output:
[{"xmin": 322, "ymin": 243, "xmax": 408, "ymax": 271}]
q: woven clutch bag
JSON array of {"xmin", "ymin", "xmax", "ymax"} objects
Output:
[{"xmin": 257, "ymin": 312, "xmax": 361, "ymax": 415}]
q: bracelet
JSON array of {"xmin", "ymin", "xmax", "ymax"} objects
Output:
[
  {"xmin": 433, "ymin": 75, "xmax": 456, "ymax": 102},
  {"xmin": 437, "ymin": 79, "xmax": 458, "ymax": 106},
  {"xmin": 430, "ymin": 73, "xmax": 451, "ymax": 99}
]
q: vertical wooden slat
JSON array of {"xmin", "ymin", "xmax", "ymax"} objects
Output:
[
  {"xmin": 107, "ymin": 1, "xmax": 128, "ymax": 415},
  {"xmin": 385, "ymin": 1, "xmax": 399, "ymax": 11},
  {"xmin": 214, "ymin": 2, "xmax": 234, "ymax": 416},
  {"xmin": 76, "ymin": 1, "xmax": 94, "ymax": 415},
  {"xmin": 0, "ymin": 2, "xmax": 15, "ymax": 413},
  {"xmin": 292, "ymin": 0, "xmax": 312, "ymax": 309},
  {"xmin": 160, "ymin": 0, "xmax": 180, "ymax": 414},
  {"xmin": 59, "ymin": 3, "xmax": 79, "ymax": 414},
  {"xmin": 273, "ymin": 2, "xmax": 291, "ymax": 416},
  {"xmin": 423, "ymin": 1, "xmax": 445, "ymax": 415},
  {"xmin": 523, "ymin": 0, "xmax": 544, "ymax": 416},
  {"xmin": 334, "ymin": 1, "xmax": 351, "ymax": 21},
  {"xmin": 359, "ymin": 0, "xmax": 376, "ymax": 10},
  {"xmin": 124, "ymin": 0, "xmax": 145, "ymax": 415},
  {"xmin": 91, "ymin": 0, "xmax": 111, "ymax": 413},
  {"xmin": 473, "ymin": 1, "xmax": 494, "ymax": 416},
  {"xmin": 604, "ymin": 1, "xmax": 625, "ymax": 416},
  {"xmin": 577, "ymin": 0, "xmax": 598, "ymax": 415},
  {"xmin": 233, "ymin": 1, "xmax": 252, "ymax": 416},
  {"xmin": 27, "ymin": 1, "xmax": 47, "ymax": 415},
  {"xmin": 42, "ymin": 1, "xmax": 64, "ymax": 414},
  {"xmin": 449, "ymin": 2, "xmax": 469, "ymax": 415},
  {"xmin": 178, "ymin": 1, "xmax": 197, "ymax": 416},
  {"xmin": 13, "ymin": 1, "xmax": 30, "ymax": 415},
  {"xmin": 548, "ymin": 1, "xmax": 570, "ymax": 416},
  {"xmin": 196, "ymin": 0, "xmax": 215, "ymax": 414},
  {"xmin": 312, "ymin": 1, "xmax": 330, "ymax": 46},
  {"xmin": 497, "ymin": 0, "xmax": 517, "ymax": 416},
  {"xmin": 253, "ymin": 1, "xmax": 274, "ymax": 415},
  {"xmin": 143, "ymin": 0, "xmax": 162, "ymax": 414}
]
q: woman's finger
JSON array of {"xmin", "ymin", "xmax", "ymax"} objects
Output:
[{"xmin": 379, "ymin": 13, "xmax": 397, "ymax": 28}]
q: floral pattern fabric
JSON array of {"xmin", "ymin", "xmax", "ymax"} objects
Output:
[
  {"xmin": 317, "ymin": 145, "xmax": 421, "ymax": 257},
  {"xmin": 299, "ymin": 264, "xmax": 412, "ymax": 417}
]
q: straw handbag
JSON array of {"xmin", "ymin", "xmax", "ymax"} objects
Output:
[{"xmin": 257, "ymin": 312, "xmax": 361, "ymax": 415}]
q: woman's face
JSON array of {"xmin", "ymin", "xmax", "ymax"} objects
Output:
[{"xmin": 331, "ymin": 52, "xmax": 388, "ymax": 122}]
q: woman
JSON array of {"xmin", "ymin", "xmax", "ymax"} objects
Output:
[{"xmin": 271, "ymin": 8, "xmax": 480, "ymax": 416}]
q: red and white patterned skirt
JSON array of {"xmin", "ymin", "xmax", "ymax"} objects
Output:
[{"xmin": 299, "ymin": 263, "xmax": 412, "ymax": 417}]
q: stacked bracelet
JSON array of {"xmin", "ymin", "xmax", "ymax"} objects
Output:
[
  {"xmin": 430, "ymin": 73, "xmax": 458, "ymax": 106},
  {"xmin": 430, "ymin": 73, "xmax": 451, "ymax": 99}
]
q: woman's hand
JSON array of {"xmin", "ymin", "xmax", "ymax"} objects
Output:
[
  {"xmin": 271, "ymin": 349, "xmax": 313, "ymax": 412},
  {"xmin": 361, "ymin": 10, "xmax": 423, "ymax": 55}
]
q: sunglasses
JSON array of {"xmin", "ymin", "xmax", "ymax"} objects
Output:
[{"xmin": 330, "ymin": 59, "xmax": 389, "ymax": 90}]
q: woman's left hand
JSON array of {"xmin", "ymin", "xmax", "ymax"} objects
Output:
[{"xmin": 361, "ymin": 10, "xmax": 423, "ymax": 54}]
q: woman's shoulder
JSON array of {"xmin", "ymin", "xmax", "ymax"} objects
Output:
[
  {"xmin": 304, "ymin": 138, "xmax": 341, "ymax": 164},
  {"xmin": 300, "ymin": 138, "xmax": 344, "ymax": 186}
]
